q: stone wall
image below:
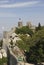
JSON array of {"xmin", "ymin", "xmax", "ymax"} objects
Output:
[{"xmin": 7, "ymin": 47, "xmax": 18, "ymax": 65}]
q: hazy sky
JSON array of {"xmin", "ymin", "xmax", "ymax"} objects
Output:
[{"xmin": 0, "ymin": 0, "xmax": 44, "ymax": 32}]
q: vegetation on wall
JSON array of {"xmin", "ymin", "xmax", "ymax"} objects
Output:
[
  {"xmin": 15, "ymin": 23, "xmax": 44, "ymax": 64},
  {"xmin": 15, "ymin": 26, "xmax": 34, "ymax": 37}
]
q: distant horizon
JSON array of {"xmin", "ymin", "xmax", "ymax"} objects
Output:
[{"xmin": 0, "ymin": 0, "xmax": 44, "ymax": 32}]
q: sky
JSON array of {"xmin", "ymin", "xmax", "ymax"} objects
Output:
[{"xmin": 0, "ymin": 0, "xmax": 44, "ymax": 33}]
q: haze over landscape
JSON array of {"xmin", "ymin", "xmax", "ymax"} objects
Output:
[{"xmin": 0, "ymin": 0, "xmax": 44, "ymax": 33}]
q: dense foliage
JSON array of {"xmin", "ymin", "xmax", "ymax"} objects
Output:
[
  {"xmin": 26, "ymin": 28, "xmax": 44, "ymax": 64},
  {"xmin": 16, "ymin": 24, "xmax": 44, "ymax": 64},
  {"xmin": 15, "ymin": 26, "xmax": 33, "ymax": 37},
  {"xmin": 16, "ymin": 34, "xmax": 31, "ymax": 51},
  {"xmin": 0, "ymin": 57, "xmax": 7, "ymax": 65}
]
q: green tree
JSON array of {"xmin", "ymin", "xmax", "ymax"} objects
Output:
[
  {"xmin": 36, "ymin": 23, "xmax": 41, "ymax": 31},
  {"xmin": 15, "ymin": 26, "xmax": 33, "ymax": 37},
  {"xmin": 26, "ymin": 28, "xmax": 44, "ymax": 64}
]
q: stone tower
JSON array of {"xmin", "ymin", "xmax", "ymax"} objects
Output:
[
  {"xmin": 27, "ymin": 22, "xmax": 32, "ymax": 29},
  {"xmin": 27, "ymin": 21, "xmax": 35, "ymax": 32},
  {"xmin": 18, "ymin": 18, "xmax": 23, "ymax": 28}
]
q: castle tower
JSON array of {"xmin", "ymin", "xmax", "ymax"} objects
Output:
[
  {"xmin": 27, "ymin": 21, "xmax": 32, "ymax": 29},
  {"xmin": 18, "ymin": 18, "xmax": 23, "ymax": 28},
  {"xmin": 27, "ymin": 21, "xmax": 35, "ymax": 32}
]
